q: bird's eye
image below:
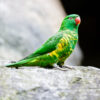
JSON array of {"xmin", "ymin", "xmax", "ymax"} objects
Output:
[{"xmin": 69, "ymin": 17, "xmax": 73, "ymax": 20}]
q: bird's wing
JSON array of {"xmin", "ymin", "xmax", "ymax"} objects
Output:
[{"xmin": 20, "ymin": 33, "xmax": 63, "ymax": 61}]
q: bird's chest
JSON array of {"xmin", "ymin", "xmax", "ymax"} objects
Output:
[{"xmin": 57, "ymin": 35, "xmax": 78, "ymax": 57}]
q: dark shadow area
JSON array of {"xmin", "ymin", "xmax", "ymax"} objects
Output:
[{"xmin": 61, "ymin": 0, "xmax": 98, "ymax": 67}]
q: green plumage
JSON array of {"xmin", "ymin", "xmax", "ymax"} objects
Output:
[{"xmin": 6, "ymin": 14, "xmax": 81, "ymax": 68}]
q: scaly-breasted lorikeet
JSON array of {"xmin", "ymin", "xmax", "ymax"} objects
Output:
[{"xmin": 6, "ymin": 14, "xmax": 81, "ymax": 68}]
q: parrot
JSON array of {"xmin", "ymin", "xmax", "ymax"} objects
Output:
[{"xmin": 6, "ymin": 14, "xmax": 81, "ymax": 69}]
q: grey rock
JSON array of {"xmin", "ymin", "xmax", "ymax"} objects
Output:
[
  {"xmin": 0, "ymin": 64, "xmax": 100, "ymax": 100},
  {"xmin": 0, "ymin": 0, "xmax": 83, "ymax": 65}
]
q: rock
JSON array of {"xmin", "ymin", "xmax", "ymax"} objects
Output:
[
  {"xmin": 0, "ymin": 0, "xmax": 83, "ymax": 65},
  {"xmin": 0, "ymin": 62, "xmax": 100, "ymax": 100}
]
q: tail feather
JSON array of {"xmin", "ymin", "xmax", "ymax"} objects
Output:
[
  {"xmin": 6, "ymin": 59, "xmax": 32, "ymax": 68},
  {"xmin": 6, "ymin": 62, "xmax": 21, "ymax": 67}
]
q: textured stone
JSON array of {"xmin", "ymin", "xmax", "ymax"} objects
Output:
[
  {"xmin": 0, "ymin": 0, "xmax": 83, "ymax": 65},
  {"xmin": 0, "ymin": 63, "xmax": 100, "ymax": 100}
]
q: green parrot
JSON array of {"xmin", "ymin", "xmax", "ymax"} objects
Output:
[{"xmin": 6, "ymin": 14, "xmax": 81, "ymax": 69}]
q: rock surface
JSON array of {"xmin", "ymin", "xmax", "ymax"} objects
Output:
[
  {"xmin": 0, "ymin": 0, "xmax": 83, "ymax": 65},
  {"xmin": 0, "ymin": 62, "xmax": 100, "ymax": 100}
]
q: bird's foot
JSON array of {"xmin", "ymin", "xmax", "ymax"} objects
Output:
[
  {"xmin": 53, "ymin": 64, "xmax": 69, "ymax": 71},
  {"xmin": 54, "ymin": 66, "xmax": 68, "ymax": 71},
  {"xmin": 61, "ymin": 65, "xmax": 75, "ymax": 70},
  {"xmin": 54, "ymin": 64, "xmax": 75, "ymax": 71}
]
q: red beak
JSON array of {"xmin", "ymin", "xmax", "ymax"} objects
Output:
[{"xmin": 75, "ymin": 17, "xmax": 81, "ymax": 25}]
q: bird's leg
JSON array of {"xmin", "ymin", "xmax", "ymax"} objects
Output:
[
  {"xmin": 57, "ymin": 61, "xmax": 75, "ymax": 70},
  {"xmin": 53, "ymin": 64, "xmax": 68, "ymax": 71}
]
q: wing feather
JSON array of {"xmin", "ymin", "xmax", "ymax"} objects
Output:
[{"xmin": 20, "ymin": 33, "xmax": 63, "ymax": 60}]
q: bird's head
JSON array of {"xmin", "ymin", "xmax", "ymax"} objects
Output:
[{"xmin": 59, "ymin": 14, "xmax": 81, "ymax": 32}]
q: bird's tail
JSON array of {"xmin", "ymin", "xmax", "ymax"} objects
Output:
[
  {"xmin": 6, "ymin": 59, "xmax": 32, "ymax": 68},
  {"xmin": 6, "ymin": 62, "xmax": 21, "ymax": 68}
]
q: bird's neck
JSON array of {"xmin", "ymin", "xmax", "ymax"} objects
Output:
[{"xmin": 59, "ymin": 24, "xmax": 79, "ymax": 33}]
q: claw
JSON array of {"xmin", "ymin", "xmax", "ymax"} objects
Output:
[
  {"xmin": 53, "ymin": 64, "xmax": 68, "ymax": 71},
  {"xmin": 53, "ymin": 67, "xmax": 68, "ymax": 71},
  {"xmin": 61, "ymin": 65, "xmax": 75, "ymax": 70},
  {"xmin": 53, "ymin": 64, "xmax": 75, "ymax": 71}
]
